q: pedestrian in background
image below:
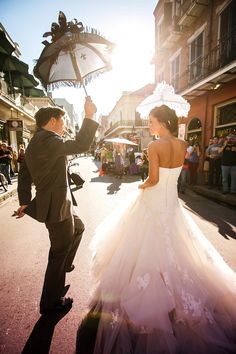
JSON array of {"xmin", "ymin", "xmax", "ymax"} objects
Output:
[
  {"xmin": 0, "ymin": 141, "xmax": 12, "ymax": 185},
  {"xmin": 16, "ymin": 96, "xmax": 98, "ymax": 315},
  {"xmin": 203, "ymin": 137, "xmax": 213, "ymax": 185},
  {"xmin": 114, "ymin": 145, "xmax": 124, "ymax": 178},
  {"xmin": 139, "ymin": 148, "xmax": 149, "ymax": 182},
  {"xmin": 218, "ymin": 134, "xmax": 236, "ymax": 194},
  {"xmin": 17, "ymin": 145, "xmax": 25, "ymax": 165},
  {"xmin": 188, "ymin": 142, "xmax": 201, "ymax": 186},
  {"xmin": 206, "ymin": 136, "xmax": 222, "ymax": 189},
  {"xmin": 179, "ymin": 150, "xmax": 190, "ymax": 194}
]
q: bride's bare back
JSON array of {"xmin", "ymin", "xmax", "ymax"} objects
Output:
[
  {"xmin": 139, "ymin": 137, "xmax": 187, "ymax": 189},
  {"xmin": 152, "ymin": 137, "xmax": 187, "ymax": 168}
]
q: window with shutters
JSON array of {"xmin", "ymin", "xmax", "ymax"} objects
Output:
[{"xmin": 219, "ymin": 0, "xmax": 236, "ymax": 65}]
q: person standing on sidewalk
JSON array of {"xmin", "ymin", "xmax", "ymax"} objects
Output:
[
  {"xmin": 0, "ymin": 141, "xmax": 12, "ymax": 185},
  {"xmin": 178, "ymin": 149, "xmax": 190, "ymax": 193},
  {"xmin": 206, "ymin": 136, "xmax": 222, "ymax": 189},
  {"xmin": 218, "ymin": 134, "xmax": 236, "ymax": 194},
  {"xmin": 16, "ymin": 96, "xmax": 98, "ymax": 314},
  {"xmin": 188, "ymin": 142, "xmax": 201, "ymax": 186}
]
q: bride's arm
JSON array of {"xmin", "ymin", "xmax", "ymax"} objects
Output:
[{"xmin": 138, "ymin": 143, "xmax": 159, "ymax": 189}]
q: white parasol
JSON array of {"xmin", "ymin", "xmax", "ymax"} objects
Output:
[
  {"xmin": 136, "ymin": 81, "xmax": 190, "ymax": 118},
  {"xmin": 104, "ymin": 137, "xmax": 138, "ymax": 146}
]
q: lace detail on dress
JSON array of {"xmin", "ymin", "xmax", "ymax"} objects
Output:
[
  {"xmin": 110, "ymin": 309, "xmax": 120, "ymax": 329},
  {"xmin": 203, "ymin": 308, "xmax": 214, "ymax": 324},
  {"xmin": 181, "ymin": 290, "xmax": 202, "ymax": 317},
  {"xmin": 137, "ymin": 273, "xmax": 150, "ymax": 290},
  {"xmin": 180, "ymin": 289, "xmax": 215, "ymax": 324}
]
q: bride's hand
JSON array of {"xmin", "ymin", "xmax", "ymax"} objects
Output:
[{"xmin": 138, "ymin": 183, "xmax": 146, "ymax": 189}]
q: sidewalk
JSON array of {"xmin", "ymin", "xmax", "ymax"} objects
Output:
[
  {"xmin": 0, "ymin": 175, "xmax": 18, "ymax": 205},
  {"xmin": 191, "ymin": 184, "xmax": 236, "ymax": 207},
  {"xmin": 1, "ymin": 174, "xmax": 236, "ymax": 208}
]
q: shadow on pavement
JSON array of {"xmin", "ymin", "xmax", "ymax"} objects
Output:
[
  {"xmin": 90, "ymin": 175, "xmax": 140, "ymax": 195},
  {"xmin": 179, "ymin": 191, "xmax": 236, "ymax": 240},
  {"xmin": 21, "ymin": 306, "xmax": 72, "ymax": 354},
  {"xmin": 107, "ymin": 179, "xmax": 122, "ymax": 194}
]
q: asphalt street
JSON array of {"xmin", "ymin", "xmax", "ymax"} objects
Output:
[{"xmin": 0, "ymin": 156, "xmax": 236, "ymax": 354}]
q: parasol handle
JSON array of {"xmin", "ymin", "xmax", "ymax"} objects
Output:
[
  {"xmin": 81, "ymin": 81, "xmax": 88, "ymax": 96},
  {"xmin": 69, "ymin": 49, "xmax": 88, "ymax": 96}
]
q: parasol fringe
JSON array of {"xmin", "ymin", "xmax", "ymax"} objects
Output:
[{"xmin": 46, "ymin": 67, "xmax": 108, "ymax": 91}]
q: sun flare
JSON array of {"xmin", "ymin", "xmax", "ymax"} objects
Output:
[{"xmin": 110, "ymin": 33, "xmax": 154, "ymax": 90}]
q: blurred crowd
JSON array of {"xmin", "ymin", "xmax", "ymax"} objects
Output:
[
  {"xmin": 0, "ymin": 140, "xmax": 25, "ymax": 185},
  {"xmin": 179, "ymin": 134, "xmax": 236, "ymax": 195},
  {"xmin": 93, "ymin": 143, "xmax": 149, "ymax": 180},
  {"xmin": 2, "ymin": 133, "xmax": 235, "ymax": 194}
]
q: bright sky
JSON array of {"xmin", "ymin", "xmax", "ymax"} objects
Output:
[{"xmin": 1, "ymin": 0, "xmax": 157, "ymax": 119}]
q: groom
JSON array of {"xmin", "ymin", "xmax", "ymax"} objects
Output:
[{"xmin": 16, "ymin": 96, "xmax": 98, "ymax": 314}]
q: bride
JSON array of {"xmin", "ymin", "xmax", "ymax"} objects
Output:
[{"xmin": 76, "ymin": 105, "xmax": 236, "ymax": 354}]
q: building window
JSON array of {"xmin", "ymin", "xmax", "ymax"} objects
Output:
[
  {"xmin": 171, "ymin": 54, "xmax": 180, "ymax": 90},
  {"xmin": 219, "ymin": 0, "xmax": 236, "ymax": 65},
  {"xmin": 215, "ymin": 101, "xmax": 236, "ymax": 136},
  {"xmin": 189, "ymin": 32, "xmax": 203, "ymax": 82}
]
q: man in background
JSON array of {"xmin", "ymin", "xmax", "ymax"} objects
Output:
[{"xmin": 0, "ymin": 141, "xmax": 12, "ymax": 185}]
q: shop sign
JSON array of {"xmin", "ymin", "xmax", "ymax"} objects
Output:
[{"xmin": 178, "ymin": 123, "xmax": 186, "ymax": 140}]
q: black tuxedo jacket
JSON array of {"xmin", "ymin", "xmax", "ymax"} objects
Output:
[{"xmin": 17, "ymin": 118, "xmax": 98, "ymax": 223}]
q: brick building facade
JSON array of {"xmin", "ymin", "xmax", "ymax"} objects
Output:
[{"xmin": 153, "ymin": 0, "xmax": 236, "ymax": 157}]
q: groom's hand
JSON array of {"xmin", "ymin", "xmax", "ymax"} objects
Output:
[
  {"xmin": 15, "ymin": 205, "xmax": 28, "ymax": 218},
  {"xmin": 84, "ymin": 96, "xmax": 97, "ymax": 119}
]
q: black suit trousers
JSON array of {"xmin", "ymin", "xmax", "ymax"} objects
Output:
[{"xmin": 40, "ymin": 215, "xmax": 84, "ymax": 312}]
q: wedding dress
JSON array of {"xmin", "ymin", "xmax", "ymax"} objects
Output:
[{"xmin": 77, "ymin": 167, "xmax": 236, "ymax": 354}]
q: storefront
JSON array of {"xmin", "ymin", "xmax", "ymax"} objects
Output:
[{"xmin": 214, "ymin": 100, "xmax": 236, "ymax": 137}]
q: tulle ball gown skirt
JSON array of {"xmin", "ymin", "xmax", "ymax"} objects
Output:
[{"xmin": 76, "ymin": 168, "xmax": 236, "ymax": 354}]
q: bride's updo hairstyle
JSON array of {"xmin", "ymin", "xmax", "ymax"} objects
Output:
[{"xmin": 149, "ymin": 105, "xmax": 178, "ymax": 135}]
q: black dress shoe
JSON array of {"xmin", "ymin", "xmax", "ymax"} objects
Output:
[
  {"xmin": 66, "ymin": 264, "xmax": 75, "ymax": 273},
  {"xmin": 40, "ymin": 297, "xmax": 73, "ymax": 315}
]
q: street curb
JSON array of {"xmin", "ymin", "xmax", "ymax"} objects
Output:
[
  {"xmin": 0, "ymin": 187, "xmax": 17, "ymax": 205},
  {"xmin": 192, "ymin": 186, "xmax": 236, "ymax": 207}
]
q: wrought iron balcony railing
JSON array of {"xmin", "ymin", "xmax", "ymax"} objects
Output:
[
  {"xmin": 104, "ymin": 119, "xmax": 149, "ymax": 136},
  {"xmin": 176, "ymin": 31, "xmax": 236, "ymax": 93}
]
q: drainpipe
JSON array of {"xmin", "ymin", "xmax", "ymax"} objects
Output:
[
  {"xmin": 207, "ymin": 0, "xmax": 214, "ymax": 71},
  {"xmin": 202, "ymin": 1, "xmax": 214, "ymax": 153}
]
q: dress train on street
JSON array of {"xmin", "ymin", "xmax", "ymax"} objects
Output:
[{"xmin": 77, "ymin": 167, "xmax": 236, "ymax": 354}]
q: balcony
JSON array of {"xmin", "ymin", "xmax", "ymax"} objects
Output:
[
  {"xmin": 160, "ymin": 16, "xmax": 182, "ymax": 49},
  {"xmin": 178, "ymin": 32, "xmax": 236, "ymax": 98},
  {"xmin": 178, "ymin": 0, "xmax": 210, "ymax": 27},
  {"xmin": 104, "ymin": 119, "xmax": 148, "ymax": 138}
]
